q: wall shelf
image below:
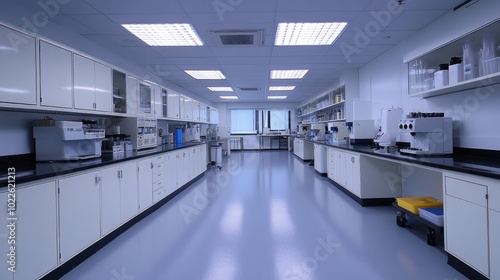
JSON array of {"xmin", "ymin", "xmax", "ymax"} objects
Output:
[
  {"xmin": 410, "ymin": 71, "xmax": 500, "ymax": 99},
  {"xmin": 297, "ymin": 101, "xmax": 345, "ymax": 117},
  {"xmin": 407, "ymin": 18, "xmax": 500, "ymax": 98}
]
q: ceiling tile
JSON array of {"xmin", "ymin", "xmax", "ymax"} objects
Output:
[
  {"xmin": 106, "ymin": 13, "xmax": 191, "ymax": 24},
  {"xmin": 277, "ymin": 0, "xmax": 372, "ymax": 12},
  {"xmin": 84, "ymin": 0, "xmax": 185, "ymax": 14},
  {"xmin": 49, "ymin": 15, "xmax": 96, "ymax": 34},
  {"xmin": 210, "ymin": 46, "xmax": 273, "ymax": 57},
  {"xmin": 70, "ymin": 15, "xmax": 128, "ymax": 35},
  {"xmin": 152, "ymin": 47, "xmax": 214, "ymax": 58}
]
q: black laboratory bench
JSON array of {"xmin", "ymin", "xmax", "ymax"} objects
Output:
[
  {"xmin": 301, "ymin": 138, "xmax": 500, "ymax": 180},
  {"xmin": 0, "ymin": 141, "xmax": 205, "ymax": 187}
]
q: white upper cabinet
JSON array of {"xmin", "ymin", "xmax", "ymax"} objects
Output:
[
  {"xmin": 73, "ymin": 54, "xmax": 95, "ymax": 110},
  {"xmin": 0, "ymin": 25, "xmax": 36, "ymax": 105},
  {"xmin": 167, "ymin": 91, "xmax": 180, "ymax": 119},
  {"xmin": 152, "ymin": 85, "xmax": 163, "ymax": 117},
  {"xmin": 182, "ymin": 95, "xmax": 193, "ymax": 120},
  {"xmin": 138, "ymin": 81, "xmax": 153, "ymax": 115},
  {"xmin": 40, "ymin": 41, "xmax": 73, "ymax": 108},
  {"xmin": 94, "ymin": 62, "xmax": 112, "ymax": 111},
  {"xmin": 126, "ymin": 75, "xmax": 138, "ymax": 115},
  {"xmin": 210, "ymin": 107, "xmax": 219, "ymax": 124}
]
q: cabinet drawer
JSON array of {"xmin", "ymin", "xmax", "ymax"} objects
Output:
[
  {"xmin": 153, "ymin": 171, "xmax": 165, "ymax": 183},
  {"xmin": 153, "ymin": 179, "xmax": 165, "ymax": 192},
  {"xmin": 153, "ymin": 162, "xmax": 163, "ymax": 173},
  {"xmin": 153, "ymin": 186, "xmax": 166, "ymax": 203},
  {"xmin": 152, "ymin": 155, "xmax": 164, "ymax": 166},
  {"xmin": 445, "ymin": 176, "xmax": 487, "ymax": 207}
]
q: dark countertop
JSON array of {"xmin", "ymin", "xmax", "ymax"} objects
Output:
[
  {"xmin": 302, "ymin": 139, "xmax": 500, "ymax": 180},
  {"xmin": 0, "ymin": 142, "xmax": 206, "ymax": 187}
]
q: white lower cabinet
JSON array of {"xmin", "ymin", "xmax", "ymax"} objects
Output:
[
  {"xmin": 0, "ymin": 191, "xmax": 10, "ymax": 280},
  {"xmin": 444, "ymin": 174, "xmax": 489, "ymax": 277},
  {"xmin": 314, "ymin": 143, "xmax": 327, "ymax": 174},
  {"xmin": 293, "ymin": 139, "xmax": 313, "ymax": 160},
  {"xmin": 332, "ymin": 149, "xmax": 346, "ymax": 187},
  {"xmin": 100, "ymin": 165, "xmax": 122, "ymax": 236},
  {"xmin": 0, "ymin": 181, "xmax": 58, "ymax": 280},
  {"xmin": 58, "ymin": 171, "xmax": 101, "ymax": 263},
  {"xmin": 118, "ymin": 161, "xmax": 139, "ymax": 223},
  {"xmin": 138, "ymin": 158, "xmax": 153, "ymax": 212},
  {"xmin": 490, "ymin": 209, "xmax": 500, "ymax": 280},
  {"xmin": 345, "ymin": 152, "xmax": 361, "ymax": 196},
  {"xmin": 327, "ymin": 148, "xmax": 335, "ymax": 180},
  {"xmin": 165, "ymin": 151, "xmax": 179, "ymax": 195}
]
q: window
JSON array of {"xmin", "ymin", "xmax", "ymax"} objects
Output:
[
  {"xmin": 270, "ymin": 110, "xmax": 289, "ymax": 130},
  {"xmin": 231, "ymin": 110, "xmax": 257, "ymax": 134}
]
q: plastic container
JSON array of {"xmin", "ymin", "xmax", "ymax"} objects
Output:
[
  {"xmin": 396, "ymin": 196, "xmax": 443, "ymax": 214},
  {"xmin": 175, "ymin": 128, "xmax": 183, "ymax": 144},
  {"xmin": 419, "ymin": 207, "xmax": 444, "ymax": 226},
  {"xmin": 482, "ymin": 57, "xmax": 500, "ymax": 76},
  {"xmin": 434, "ymin": 70, "xmax": 449, "ymax": 88},
  {"xmin": 449, "ymin": 63, "xmax": 464, "ymax": 85}
]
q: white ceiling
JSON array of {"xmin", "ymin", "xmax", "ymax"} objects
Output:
[{"xmin": 17, "ymin": 0, "xmax": 466, "ymax": 104}]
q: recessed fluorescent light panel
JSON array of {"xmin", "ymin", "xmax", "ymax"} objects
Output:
[
  {"xmin": 275, "ymin": 22, "xmax": 347, "ymax": 46},
  {"xmin": 269, "ymin": 86, "xmax": 296, "ymax": 91},
  {"xmin": 270, "ymin": 70, "xmax": 309, "ymax": 79},
  {"xmin": 208, "ymin": 87, "xmax": 234, "ymax": 92},
  {"xmin": 122, "ymin": 23, "xmax": 203, "ymax": 46},
  {"xmin": 219, "ymin": 96, "xmax": 239, "ymax": 100},
  {"xmin": 185, "ymin": 70, "xmax": 226, "ymax": 80},
  {"xmin": 267, "ymin": 96, "xmax": 288, "ymax": 100}
]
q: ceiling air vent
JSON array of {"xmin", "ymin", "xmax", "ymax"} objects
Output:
[
  {"xmin": 210, "ymin": 30, "xmax": 264, "ymax": 46},
  {"xmin": 238, "ymin": 87, "xmax": 261, "ymax": 91}
]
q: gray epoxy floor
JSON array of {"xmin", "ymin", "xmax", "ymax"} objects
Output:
[{"xmin": 62, "ymin": 151, "xmax": 467, "ymax": 280}]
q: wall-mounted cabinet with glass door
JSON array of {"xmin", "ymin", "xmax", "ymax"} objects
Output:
[{"xmin": 407, "ymin": 19, "xmax": 500, "ymax": 98}]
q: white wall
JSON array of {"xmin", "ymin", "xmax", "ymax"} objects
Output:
[
  {"xmin": 0, "ymin": 111, "xmax": 108, "ymax": 156},
  {"xmin": 359, "ymin": 0, "xmax": 500, "ymax": 150}
]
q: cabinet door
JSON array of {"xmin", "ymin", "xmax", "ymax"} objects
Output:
[
  {"xmin": 100, "ymin": 165, "xmax": 121, "ymax": 235},
  {"xmin": 346, "ymin": 153, "xmax": 361, "ymax": 196},
  {"xmin": 40, "ymin": 41, "xmax": 73, "ymax": 108},
  {"xmin": 198, "ymin": 145, "xmax": 207, "ymax": 175},
  {"xmin": 183, "ymin": 148, "xmax": 193, "ymax": 182},
  {"xmin": 15, "ymin": 181, "xmax": 58, "ymax": 280},
  {"xmin": 167, "ymin": 91, "xmax": 180, "ymax": 118},
  {"xmin": 138, "ymin": 82, "xmax": 152, "ymax": 115},
  {"xmin": 0, "ymin": 25, "xmax": 36, "ymax": 105},
  {"xmin": 120, "ymin": 161, "xmax": 139, "ymax": 222},
  {"xmin": 333, "ymin": 150, "xmax": 346, "ymax": 187},
  {"xmin": 210, "ymin": 108, "xmax": 219, "ymax": 124},
  {"xmin": 94, "ymin": 62, "xmax": 112, "ymax": 112},
  {"xmin": 59, "ymin": 171, "xmax": 101, "ymax": 263},
  {"xmin": 165, "ymin": 152, "xmax": 178, "ymax": 195},
  {"xmin": 490, "ymin": 209, "xmax": 500, "ymax": 280},
  {"xmin": 445, "ymin": 194, "xmax": 489, "ymax": 276},
  {"xmin": 0, "ymin": 191, "xmax": 12, "ymax": 280},
  {"xmin": 177, "ymin": 151, "xmax": 186, "ymax": 186},
  {"xmin": 126, "ymin": 75, "xmax": 138, "ymax": 114},
  {"xmin": 193, "ymin": 101, "xmax": 200, "ymax": 121},
  {"xmin": 73, "ymin": 54, "xmax": 95, "ymax": 110},
  {"xmin": 138, "ymin": 158, "xmax": 153, "ymax": 211},
  {"xmin": 153, "ymin": 85, "xmax": 162, "ymax": 117}
]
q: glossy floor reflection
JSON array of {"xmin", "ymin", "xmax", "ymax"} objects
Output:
[{"xmin": 62, "ymin": 151, "xmax": 467, "ymax": 280}]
